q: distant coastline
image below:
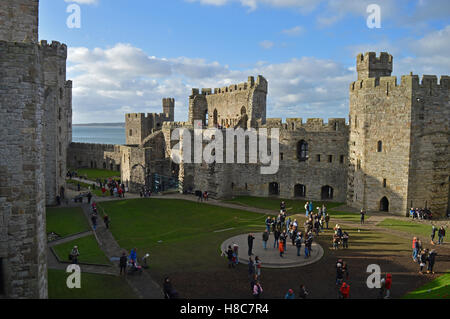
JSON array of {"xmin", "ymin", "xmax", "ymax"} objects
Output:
[{"xmin": 73, "ymin": 122, "xmax": 125, "ymax": 127}]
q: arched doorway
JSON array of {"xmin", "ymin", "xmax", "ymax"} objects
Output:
[
  {"xmin": 269, "ymin": 182, "xmax": 279, "ymax": 196},
  {"xmin": 321, "ymin": 186, "xmax": 334, "ymax": 200},
  {"xmin": 294, "ymin": 184, "xmax": 306, "ymax": 198},
  {"xmin": 380, "ymin": 197, "xmax": 389, "ymax": 212}
]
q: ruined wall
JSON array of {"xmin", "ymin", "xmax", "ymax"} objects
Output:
[
  {"xmin": 188, "ymin": 76, "xmax": 267, "ymax": 128},
  {"xmin": 125, "ymin": 98, "xmax": 175, "ymax": 145},
  {"xmin": 0, "ymin": 0, "xmax": 39, "ymax": 43},
  {"xmin": 67, "ymin": 143, "xmax": 118, "ymax": 171},
  {"xmin": 0, "ymin": 40, "xmax": 47, "ymax": 298}
]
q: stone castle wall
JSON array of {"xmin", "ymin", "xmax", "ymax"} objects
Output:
[
  {"xmin": 0, "ymin": 40, "xmax": 47, "ymax": 298},
  {"xmin": 0, "ymin": 0, "xmax": 39, "ymax": 43},
  {"xmin": 41, "ymin": 40, "xmax": 72, "ymax": 205},
  {"xmin": 348, "ymin": 53, "xmax": 450, "ymax": 217},
  {"xmin": 67, "ymin": 143, "xmax": 118, "ymax": 171}
]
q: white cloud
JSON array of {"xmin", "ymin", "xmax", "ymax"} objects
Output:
[
  {"xmin": 68, "ymin": 43, "xmax": 354, "ymax": 123},
  {"xmin": 281, "ymin": 26, "xmax": 305, "ymax": 36},
  {"xmin": 259, "ymin": 40, "xmax": 275, "ymax": 49}
]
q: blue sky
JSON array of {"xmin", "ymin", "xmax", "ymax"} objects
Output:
[{"xmin": 39, "ymin": 0, "xmax": 450, "ymax": 123}]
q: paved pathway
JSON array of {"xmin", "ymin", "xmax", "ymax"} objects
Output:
[
  {"xmin": 80, "ymin": 203, "xmax": 163, "ymax": 299},
  {"xmin": 221, "ymin": 233, "xmax": 324, "ymax": 269},
  {"xmin": 48, "ymin": 231, "xmax": 93, "ymax": 247}
]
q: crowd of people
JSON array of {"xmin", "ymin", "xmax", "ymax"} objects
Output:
[
  {"xmin": 411, "ymin": 224, "xmax": 446, "ymax": 275},
  {"xmin": 409, "ymin": 207, "xmax": 433, "ymax": 220}
]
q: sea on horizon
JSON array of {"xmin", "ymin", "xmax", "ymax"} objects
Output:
[{"xmin": 72, "ymin": 125, "xmax": 126, "ymax": 145}]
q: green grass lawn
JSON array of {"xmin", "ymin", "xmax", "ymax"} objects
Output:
[
  {"xmin": 48, "ymin": 269, "xmax": 136, "ymax": 299},
  {"xmin": 73, "ymin": 168, "xmax": 120, "ymax": 181},
  {"xmin": 327, "ymin": 210, "xmax": 370, "ymax": 223},
  {"xmin": 52, "ymin": 235, "xmax": 110, "ymax": 265},
  {"xmin": 403, "ymin": 272, "xmax": 450, "ymax": 299},
  {"xmin": 67, "ymin": 179, "xmax": 104, "ymax": 197},
  {"xmin": 377, "ymin": 218, "xmax": 434, "ymax": 238},
  {"xmin": 46, "ymin": 207, "xmax": 90, "ymax": 238},
  {"xmin": 98, "ymin": 198, "xmax": 268, "ymax": 274},
  {"xmin": 224, "ymin": 196, "xmax": 343, "ymax": 213}
]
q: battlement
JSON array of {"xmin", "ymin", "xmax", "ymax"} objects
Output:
[
  {"xmin": 65, "ymin": 80, "xmax": 73, "ymax": 88},
  {"xmin": 162, "ymin": 98, "xmax": 175, "ymax": 104},
  {"xmin": 39, "ymin": 40, "xmax": 68, "ymax": 58},
  {"xmin": 190, "ymin": 75, "xmax": 268, "ymax": 97},
  {"xmin": 357, "ymin": 52, "xmax": 393, "ymax": 80},
  {"xmin": 350, "ymin": 74, "xmax": 450, "ymax": 92},
  {"xmin": 263, "ymin": 118, "xmax": 348, "ymax": 131}
]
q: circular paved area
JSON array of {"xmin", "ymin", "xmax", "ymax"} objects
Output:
[{"xmin": 220, "ymin": 233, "xmax": 324, "ymax": 269}]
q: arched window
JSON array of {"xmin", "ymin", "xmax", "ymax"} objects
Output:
[
  {"xmin": 377, "ymin": 141, "xmax": 383, "ymax": 152},
  {"xmin": 294, "ymin": 184, "xmax": 306, "ymax": 198},
  {"xmin": 321, "ymin": 186, "xmax": 334, "ymax": 200},
  {"xmin": 269, "ymin": 182, "xmax": 279, "ymax": 196},
  {"xmin": 213, "ymin": 109, "xmax": 218, "ymax": 125},
  {"xmin": 204, "ymin": 110, "xmax": 208, "ymax": 126},
  {"xmin": 297, "ymin": 140, "xmax": 308, "ymax": 162}
]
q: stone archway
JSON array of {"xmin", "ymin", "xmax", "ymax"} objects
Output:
[
  {"xmin": 269, "ymin": 182, "xmax": 279, "ymax": 196},
  {"xmin": 380, "ymin": 197, "xmax": 389, "ymax": 212},
  {"xmin": 321, "ymin": 185, "xmax": 333, "ymax": 200}
]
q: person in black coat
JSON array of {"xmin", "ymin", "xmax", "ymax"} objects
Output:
[
  {"xmin": 427, "ymin": 250, "xmax": 437, "ymax": 274},
  {"xmin": 163, "ymin": 277, "xmax": 179, "ymax": 299},
  {"xmin": 248, "ymin": 234, "xmax": 255, "ymax": 256},
  {"xmin": 119, "ymin": 252, "xmax": 127, "ymax": 275}
]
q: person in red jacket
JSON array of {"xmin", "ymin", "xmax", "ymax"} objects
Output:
[
  {"xmin": 279, "ymin": 241, "xmax": 284, "ymax": 258},
  {"xmin": 384, "ymin": 273, "xmax": 392, "ymax": 299},
  {"xmin": 340, "ymin": 282, "xmax": 350, "ymax": 299}
]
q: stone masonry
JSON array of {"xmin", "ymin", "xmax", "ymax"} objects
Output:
[{"xmin": 0, "ymin": 0, "xmax": 72, "ymax": 298}]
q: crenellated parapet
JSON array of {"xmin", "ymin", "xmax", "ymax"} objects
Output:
[
  {"xmin": 190, "ymin": 75, "xmax": 268, "ymax": 97},
  {"xmin": 350, "ymin": 74, "xmax": 450, "ymax": 93},
  {"xmin": 263, "ymin": 118, "xmax": 348, "ymax": 132},
  {"xmin": 39, "ymin": 40, "xmax": 67, "ymax": 59},
  {"xmin": 357, "ymin": 52, "xmax": 393, "ymax": 80}
]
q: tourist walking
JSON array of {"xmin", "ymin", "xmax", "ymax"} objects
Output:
[
  {"xmin": 265, "ymin": 216, "xmax": 272, "ymax": 233},
  {"xmin": 431, "ymin": 225, "xmax": 437, "ymax": 244},
  {"xmin": 284, "ymin": 289, "xmax": 295, "ymax": 299},
  {"xmin": 295, "ymin": 233, "xmax": 302, "ymax": 256},
  {"xmin": 340, "ymin": 282, "xmax": 350, "ymax": 299},
  {"xmin": 103, "ymin": 214, "xmax": 110, "ymax": 229},
  {"xmin": 384, "ymin": 273, "xmax": 392, "ymax": 299},
  {"xmin": 255, "ymin": 256, "xmax": 262, "ymax": 279},
  {"xmin": 226, "ymin": 246, "xmax": 234, "ymax": 268},
  {"xmin": 119, "ymin": 252, "xmax": 127, "ymax": 275},
  {"xmin": 248, "ymin": 257, "xmax": 255, "ymax": 279},
  {"xmin": 163, "ymin": 277, "xmax": 180, "ymax": 299},
  {"xmin": 273, "ymin": 229, "xmax": 280, "ymax": 248},
  {"xmin": 298, "ymin": 284, "xmax": 309, "ymax": 299},
  {"xmin": 419, "ymin": 249, "xmax": 428, "ymax": 274},
  {"xmin": 438, "ymin": 226, "xmax": 445, "ymax": 245},
  {"xmin": 248, "ymin": 234, "xmax": 255, "ymax": 256},
  {"xmin": 70, "ymin": 245, "xmax": 80, "ymax": 264},
  {"xmin": 360, "ymin": 209, "xmax": 366, "ymax": 225},
  {"xmin": 129, "ymin": 248, "xmax": 137, "ymax": 264},
  {"xmin": 342, "ymin": 231, "xmax": 349, "ymax": 249},
  {"xmin": 252, "ymin": 281, "xmax": 263, "ymax": 299},
  {"xmin": 91, "ymin": 213, "xmax": 98, "ymax": 231},
  {"xmin": 233, "ymin": 243, "xmax": 239, "ymax": 265},
  {"xmin": 325, "ymin": 214, "xmax": 330, "ymax": 229},
  {"xmin": 262, "ymin": 230, "xmax": 269, "ymax": 250},
  {"xmin": 427, "ymin": 250, "xmax": 437, "ymax": 274},
  {"xmin": 279, "ymin": 240, "xmax": 285, "ymax": 258}
]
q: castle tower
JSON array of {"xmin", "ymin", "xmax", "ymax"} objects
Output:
[
  {"xmin": 162, "ymin": 98, "xmax": 175, "ymax": 122},
  {"xmin": 357, "ymin": 52, "xmax": 393, "ymax": 80},
  {"xmin": 0, "ymin": 0, "xmax": 48, "ymax": 298},
  {"xmin": 348, "ymin": 52, "xmax": 450, "ymax": 217}
]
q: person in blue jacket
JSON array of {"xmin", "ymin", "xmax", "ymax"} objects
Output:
[
  {"xmin": 129, "ymin": 248, "xmax": 137, "ymax": 263},
  {"xmin": 284, "ymin": 289, "xmax": 295, "ymax": 299}
]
